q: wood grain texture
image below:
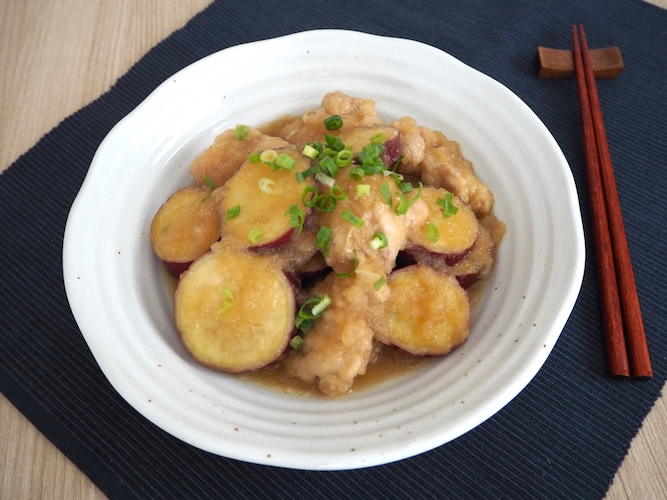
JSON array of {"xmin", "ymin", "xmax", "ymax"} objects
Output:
[{"xmin": 0, "ymin": 1, "xmax": 664, "ymax": 499}]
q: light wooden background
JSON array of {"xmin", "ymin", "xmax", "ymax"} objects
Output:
[{"xmin": 1, "ymin": 1, "xmax": 665, "ymax": 498}]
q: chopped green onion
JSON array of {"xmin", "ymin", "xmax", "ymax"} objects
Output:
[
  {"xmin": 324, "ymin": 133, "xmax": 345, "ymax": 152},
  {"xmin": 373, "ymin": 276, "xmax": 387, "ymax": 291},
  {"xmin": 398, "ymin": 182, "xmax": 414, "ymax": 193},
  {"xmin": 259, "ymin": 149, "xmax": 278, "ymax": 164},
  {"xmin": 217, "ymin": 287, "xmax": 234, "ymax": 315},
  {"xmin": 357, "ymin": 142, "xmax": 386, "ymax": 169},
  {"xmin": 319, "ymin": 155, "xmax": 339, "ymax": 177},
  {"xmin": 396, "ymin": 182, "xmax": 423, "ymax": 215},
  {"xmin": 369, "ymin": 232, "xmax": 388, "ymax": 250},
  {"xmin": 315, "ymin": 226, "xmax": 333, "ymax": 257},
  {"xmin": 202, "ymin": 175, "xmax": 216, "ymax": 190},
  {"xmin": 234, "ymin": 124, "xmax": 250, "ymax": 141},
  {"xmin": 426, "ymin": 222, "xmax": 440, "ymax": 242},
  {"xmin": 311, "ymin": 294, "xmax": 332, "ymax": 316},
  {"xmin": 284, "ymin": 204, "xmax": 306, "ymax": 234},
  {"xmin": 290, "ymin": 335, "xmax": 305, "ymax": 350},
  {"xmin": 330, "ymin": 185, "xmax": 347, "ymax": 200},
  {"xmin": 296, "ymin": 165, "xmax": 320, "ymax": 182},
  {"xmin": 348, "ymin": 167, "xmax": 365, "ymax": 182},
  {"xmin": 294, "ymin": 294, "xmax": 332, "ymax": 335},
  {"xmin": 335, "ymin": 250, "xmax": 358, "ymax": 278},
  {"xmin": 385, "ymin": 170, "xmax": 404, "ymax": 183},
  {"xmin": 391, "ymin": 154, "xmax": 405, "ymax": 172},
  {"xmin": 302, "ymin": 185, "xmax": 317, "ymax": 207},
  {"xmin": 248, "ymin": 152, "xmax": 261, "ymax": 163},
  {"xmin": 248, "ymin": 227, "xmax": 263, "ymax": 244},
  {"xmin": 369, "ymin": 132, "xmax": 386, "ymax": 144},
  {"xmin": 310, "ymin": 142, "xmax": 324, "ymax": 154},
  {"xmin": 335, "ymin": 149, "xmax": 353, "ymax": 167},
  {"xmin": 341, "ymin": 209, "xmax": 364, "ymax": 228},
  {"xmin": 313, "ymin": 194, "xmax": 336, "ymax": 212},
  {"xmin": 277, "ymin": 153, "xmax": 296, "ymax": 170},
  {"xmin": 302, "ymin": 144, "xmax": 319, "ymax": 159},
  {"xmin": 315, "ymin": 171, "xmax": 335, "ymax": 188},
  {"xmin": 258, "ymin": 177, "xmax": 279, "ymax": 194},
  {"xmin": 437, "ymin": 192, "xmax": 459, "ymax": 217},
  {"xmin": 226, "ymin": 204, "xmax": 241, "ymax": 220},
  {"xmin": 357, "ymin": 184, "xmax": 371, "ymax": 197},
  {"xmin": 324, "ymin": 115, "xmax": 343, "ymax": 130},
  {"xmin": 379, "ymin": 182, "xmax": 393, "ymax": 207}
]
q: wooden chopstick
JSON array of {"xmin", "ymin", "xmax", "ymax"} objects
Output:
[{"xmin": 572, "ymin": 25, "xmax": 652, "ymax": 379}]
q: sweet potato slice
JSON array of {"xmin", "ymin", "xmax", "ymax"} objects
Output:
[
  {"xmin": 150, "ymin": 186, "xmax": 220, "ymax": 277},
  {"xmin": 174, "ymin": 249, "xmax": 296, "ymax": 372},
  {"xmin": 376, "ymin": 265, "xmax": 470, "ymax": 356},
  {"xmin": 450, "ymin": 224, "xmax": 496, "ymax": 289},
  {"xmin": 215, "ymin": 147, "xmax": 312, "ymax": 249},
  {"xmin": 407, "ymin": 186, "xmax": 479, "ymax": 265}
]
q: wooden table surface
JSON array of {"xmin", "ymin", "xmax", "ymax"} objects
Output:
[{"xmin": 1, "ymin": 1, "xmax": 665, "ymax": 498}]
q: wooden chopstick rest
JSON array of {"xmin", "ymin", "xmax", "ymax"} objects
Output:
[{"xmin": 536, "ymin": 46, "xmax": 624, "ymax": 79}]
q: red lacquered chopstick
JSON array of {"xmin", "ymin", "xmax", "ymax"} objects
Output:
[{"xmin": 573, "ymin": 25, "xmax": 652, "ymax": 379}]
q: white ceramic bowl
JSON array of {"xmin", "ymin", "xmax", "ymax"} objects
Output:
[{"xmin": 63, "ymin": 30, "xmax": 585, "ymax": 470}]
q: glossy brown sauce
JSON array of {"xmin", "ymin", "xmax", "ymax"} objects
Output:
[{"xmin": 238, "ymin": 343, "xmax": 432, "ymax": 397}]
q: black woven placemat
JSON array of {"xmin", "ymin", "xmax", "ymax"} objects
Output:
[{"xmin": 2, "ymin": 0, "xmax": 666, "ymax": 498}]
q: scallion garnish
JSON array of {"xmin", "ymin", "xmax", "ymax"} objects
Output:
[
  {"xmin": 341, "ymin": 209, "xmax": 364, "ymax": 228},
  {"xmin": 259, "ymin": 149, "xmax": 278, "ymax": 164},
  {"xmin": 284, "ymin": 204, "xmax": 306, "ymax": 234},
  {"xmin": 396, "ymin": 182, "xmax": 423, "ymax": 215},
  {"xmin": 386, "ymin": 170, "xmax": 404, "ymax": 183},
  {"xmin": 369, "ymin": 232, "xmax": 389, "ymax": 250},
  {"xmin": 276, "ymin": 153, "xmax": 296, "ymax": 170},
  {"xmin": 335, "ymin": 250, "xmax": 358, "ymax": 278},
  {"xmin": 290, "ymin": 335, "xmax": 305, "ymax": 350},
  {"xmin": 324, "ymin": 115, "xmax": 343, "ymax": 130},
  {"xmin": 335, "ymin": 149, "xmax": 353, "ymax": 167},
  {"xmin": 330, "ymin": 185, "xmax": 347, "ymax": 201},
  {"xmin": 379, "ymin": 182, "xmax": 393, "ymax": 207},
  {"xmin": 348, "ymin": 167, "xmax": 365, "ymax": 182},
  {"xmin": 217, "ymin": 287, "xmax": 235, "ymax": 315},
  {"xmin": 426, "ymin": 222, "xmax": 440, "ymax": 243},
  {"xmin": 311, "ymin": 294, "xmax": 332, "ymax": 316},
  {"xmin": 248, "ymin": 152, "xmax": 261, "ymax": 163},
  {"xmin": 324, "ymin": 133, "xmax": 345, "ymax": 152},
  {"xmin": 313, "ymin": 194, "xmax": 336, "ymax": 212},
  {"xmin": 294, "ymin": 293, "xmax": 332, "ymax": 336},
  {"xmin": 315, "ymin": 226, "xmax": 333, "ymax": 257},
  {"xmin": 391, "ymin": 154, "xmax": 405, "ymax": 172},
  {"xmin": 296, "ymin": 165, "xmax": 321, "ymax": 182},
  {"xmin": 436, "ymin": 192, "xmax": 459, "ymax": 217},
  {"xmin": 234, "ymin": 124, "xmax": 250, "ymax": 141},
  {"xmin": 373, "ymin": 276, "xmax": 387, "ymax": 291},
  {"xmin": 319, "ymin": 155, "xmax": 339, "ymax": 177},
  {"xmin": 315, "ymin": 171, "xmax": 336, "ymax": 188},
  {"xmin": 258, "ymin": 177, "xmax": 279, "ymax": 194},
  {"xmin": 357, "ymin": 184, "xmax": 371, "ymax": 197},
  {"xmin": 248, "ymin": 227, "xmax": 263, "ymax": 244},
  {"xmin": 369, "ymin": 132, "xmax": 385, "ymax": 144},
  {"xmin": 302, "ymin": 144, "xmax": 319, "ymax": 159},
  {"xmin": 226, "ymin": 204, "xmax": 241, "ymax": 220},
  {"xmin": 302, "ymin": 185, "xmax": 317, "ymax": 207},
  {"xmin": 202, "ymin": 175, "xmax": 216, "ymax": 191},
  {"xmin": 357, "ymin": 142, "xmax": 386, "ymax": 170}
]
